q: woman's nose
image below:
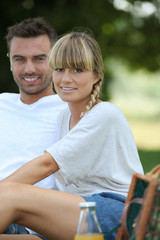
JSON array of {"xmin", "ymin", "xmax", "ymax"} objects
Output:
[{"xmin": 61, "ymin": 69, "xmax": 72, "ymax": 83}]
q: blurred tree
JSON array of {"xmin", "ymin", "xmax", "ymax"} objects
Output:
[{"xmin": 0, "ymin": 0, "xmax": 160, "ymax": 99}]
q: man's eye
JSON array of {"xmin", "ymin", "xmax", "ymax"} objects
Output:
[
  {"xmin": 15, "ymin": 58, "xmax": 24, "ymax": 62},
  {"xmin": 36, "ymin": 57, "xmax": 46, "ymax": 61},
  {"xmin": 74, "ymin": 68, "xmax": 83, "ymax": 73}
]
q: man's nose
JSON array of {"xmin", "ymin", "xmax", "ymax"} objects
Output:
[{"xmin": 24, "ymin": 61, "xmax": 36, "ymax": 73}]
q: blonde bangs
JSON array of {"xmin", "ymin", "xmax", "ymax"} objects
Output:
[{"xmin": 49, "ymin": 34, "xmax": 94, "ymax": 71}]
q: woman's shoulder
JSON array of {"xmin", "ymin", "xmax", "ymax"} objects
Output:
[
  {"xmin": 57, "ymin": 105, "xmax": 70, "ymax": 123},
  {"xmin": 85, "ymin": 101, "xmax": 128, "ymax": 127},
  {"xmin": 90, "ymin": 101, "xmax": 123, "ymax": 118}
]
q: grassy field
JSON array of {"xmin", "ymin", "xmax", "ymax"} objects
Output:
[
  {"xmin": 110, "ymin": 102, "xmax": 160, "ymax": 174},
  {"xmin": 129, "ymin": 120, "xmax": 160, "ymax": 174},
  {"xmin": 129, "ymin": 120, "xmax": 160, "ymax": 150},
  {"xmin": 108, "ymin": 59, "xmax": 160, "ymax": 174},
  {"xmin": 138, "ymin": 149, "xmax": 160, "ymax": 173},
  {"xmin": 113, "ymin": 106, "xmax": 160, "ymax": 174}
]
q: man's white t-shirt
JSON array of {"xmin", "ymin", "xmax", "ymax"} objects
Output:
[
  {"xmin": 0, "ymin": 92, "xmax": 66, "ymax": 189},
  {"xmin": 47, "ymin": 102, "xmax": 144, "ymax": 197}
]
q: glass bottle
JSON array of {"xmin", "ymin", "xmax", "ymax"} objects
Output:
[{"xmin": 74, "ymin": 202, "xmax": 104, "ymax": 240}]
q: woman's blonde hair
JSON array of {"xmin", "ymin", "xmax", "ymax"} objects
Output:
[{"xmin": 49, "ymin": 31, "xmax": 104, "ymax": 115}]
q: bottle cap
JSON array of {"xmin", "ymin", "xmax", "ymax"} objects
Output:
[{"xmin": 79, "ymin": 202, "xmax": 96, "ymax": 208}]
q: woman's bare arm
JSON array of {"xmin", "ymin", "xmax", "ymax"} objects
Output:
[{"xmin": 1, "ymin": 152, "xmax": 59, "ymax": 185}]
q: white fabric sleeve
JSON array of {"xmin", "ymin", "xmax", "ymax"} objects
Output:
[{"xmin": 47, "ymin": 109, "xmax": 105, "ymax": 184}]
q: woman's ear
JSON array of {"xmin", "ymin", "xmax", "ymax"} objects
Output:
[{"xmin": 93, "ymin": 74, "xmax": 100, "ymax": 84}]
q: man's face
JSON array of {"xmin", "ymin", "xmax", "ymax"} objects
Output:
[{"xmin": 9, "ymin": 35, "xmax": 53, "ymax": 100}]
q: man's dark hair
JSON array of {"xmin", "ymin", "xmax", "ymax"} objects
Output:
[{"xmin": 6, "ymin": 17, "xmax": 57, "ymax": 52}]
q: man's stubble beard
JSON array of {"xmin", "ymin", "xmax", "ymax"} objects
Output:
[{"xmin": 13, "ymin": 73, "xmax": 53, "ymax": 95}]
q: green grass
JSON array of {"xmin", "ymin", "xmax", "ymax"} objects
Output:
[{"xmin": 138, "ymin": 149, "xmax": 160, "ymax": 173}]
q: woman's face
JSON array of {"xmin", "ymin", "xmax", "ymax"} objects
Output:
[{"xmin": 53, "ymin": 67, "xmax": 99, "ymax": 104}]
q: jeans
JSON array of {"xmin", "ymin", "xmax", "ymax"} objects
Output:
[
  {"xmin": 83, "ymin": 192, "xmax": 126, "ymax": 240},
  {"xmin": 4, "ymin": 223, "xmax": 48, "ymax": 240},
  {"xmin": 4, "ymin": 224, "xmax": 29, "ymax": 234}
]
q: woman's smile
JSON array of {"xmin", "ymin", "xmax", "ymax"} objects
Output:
[{"xmin": 61, "ymin": 86, "xmax": 77, "ymax": 92}]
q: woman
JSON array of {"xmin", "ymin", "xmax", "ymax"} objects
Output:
[{"xmin": 0, "ymin": 31, "xmax": 143, "ymax": 240}]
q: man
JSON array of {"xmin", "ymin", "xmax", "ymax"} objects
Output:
[{"xmin": 0, "ymin": 17, "xmax": 66, "ymax": 240}]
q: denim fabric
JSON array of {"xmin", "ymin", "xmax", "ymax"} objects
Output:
[
  {"xmin": 4, "ymin": 223, "xmax": 48, "ymax": 240},
  {"xmin": 4, "ymin": 224, "xmax": 29, "ymax": 234},
  {"xmin": 83, "ymin": 192, "xmax": 126, "ymax": 240}
]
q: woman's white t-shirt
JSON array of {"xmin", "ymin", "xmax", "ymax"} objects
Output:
[{"xmin": 47, "ymin": 102, "xmax": 144, "ymax": 197}]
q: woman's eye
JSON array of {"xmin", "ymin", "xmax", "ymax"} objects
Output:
[
  {"xmin": 74, "ymin": 68, "xmax": 83, "ymax": 73},
  {"xmin": 55, "ymin": 68, "xmax": 63, "ymax": 72}
]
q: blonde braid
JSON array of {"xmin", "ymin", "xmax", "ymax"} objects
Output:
[{"xmin": 81, "ymin": 79, "xmax": 102, "ymax": 117}]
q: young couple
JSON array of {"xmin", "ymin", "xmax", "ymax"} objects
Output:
[{"xmin": 0, "ymin": 22, "xmax": 143, "ymax": 240}]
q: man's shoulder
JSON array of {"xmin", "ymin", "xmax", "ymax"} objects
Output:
[
  {"xmin": 40, "ymin": 94, "xmax": 66, "ymax": 107},
  {"xmin": 0, "ymin": 92, "xmax": 19, "ymax": 101}
]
